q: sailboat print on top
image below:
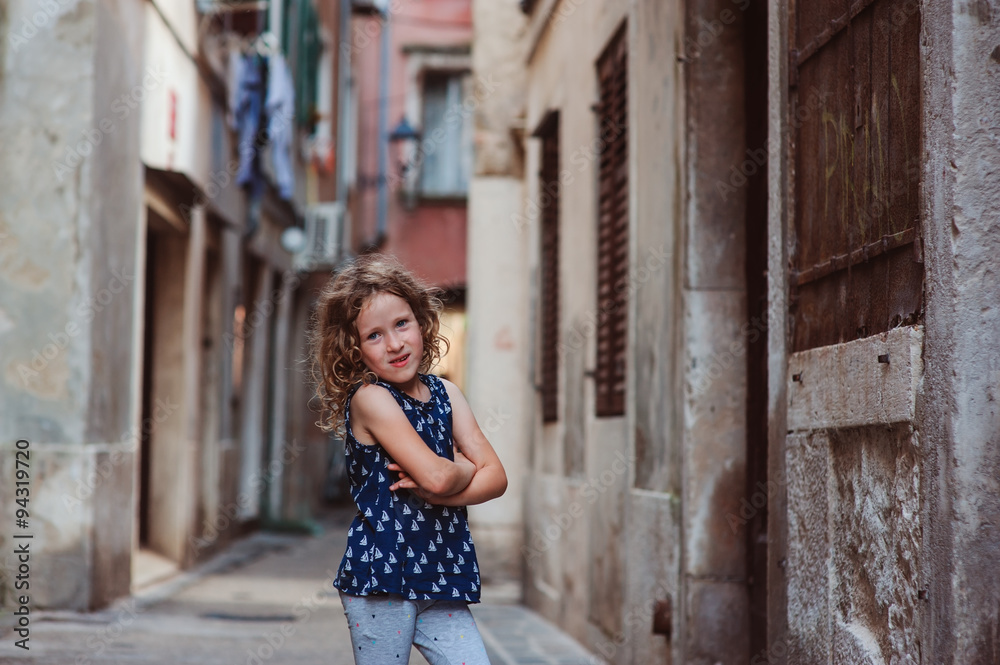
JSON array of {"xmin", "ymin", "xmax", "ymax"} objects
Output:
[{"xmin": 333, "ymin": 374, "xmax": 482, "ymax": 603}]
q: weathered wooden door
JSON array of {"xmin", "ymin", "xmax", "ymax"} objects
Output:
[{"xmin": 781, "ymin": 0, "xmax": 925, "ymax": 662}]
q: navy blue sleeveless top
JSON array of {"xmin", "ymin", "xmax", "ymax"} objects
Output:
[{"xmin": 333, "ymin": 373, "xmax": 481, "ymax": 602}]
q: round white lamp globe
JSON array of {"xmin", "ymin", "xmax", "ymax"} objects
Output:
[{"xmin": 280, "ymin": 226, "xmax": 307, "ymax": 254}]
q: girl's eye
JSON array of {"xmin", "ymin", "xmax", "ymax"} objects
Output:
[
  {"xmin": 396, "ymin": 319, "xmax": 407, "ymax": 328},
  {"xmin": 367, "ymin": 332, "xmax": 379, "ymax": 341}
]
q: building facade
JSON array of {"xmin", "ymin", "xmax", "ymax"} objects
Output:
[
  {"xmin": 469, "ymin": 0, "xmax": 1000, "ymax": 663},
  {"xmin": 0, "ymin": 0, "xmax": 341, "ymax": 610},
  {"xmin": 341, "ymin": 0, "xmax": 473, "ymax": 393}
]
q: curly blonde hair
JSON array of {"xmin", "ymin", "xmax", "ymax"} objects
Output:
[{"xmin": 310, "ymin": 253, "xmax": 450, "ymax": 434}]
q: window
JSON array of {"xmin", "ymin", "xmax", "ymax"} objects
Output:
[
  {"xmin": 419, "ymin": 72, "xmax": 472, "ymax": 197},
  {"xmin": 280, "ymin": 0, "xmax": 321, "ymax": 132},
  {"xmin": 536, "ymin": 112, "xmax": 560, "ymax": 423},
  {"xmin": 595, "ymin": 26, "xmax": 628, "ymax": 418},
  {"xmin": 789, "ymin": 0, "xmax": 923, "ymax": 351}
]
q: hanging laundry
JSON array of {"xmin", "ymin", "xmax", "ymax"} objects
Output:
[
  {"xmin": 233, "ymin": 52, "xmax": 267, "ymax": 197},
  {"xmin": 226, "ymin": 48, "xmax": 243, "ymax": 131},
  {"xmin": 266, "ymin": 53, "xmax": 295, "ymax": 200}
]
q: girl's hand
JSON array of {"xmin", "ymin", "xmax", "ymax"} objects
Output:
[
  {"xmin": 351, "ymin": 384, "xmax": 478, "ymax": 496},
  {"xmin": 388, "ymin": 453, "xmax": 476, "ymax": 495},
  {"xmin": 387, "ymin": 462, "xmax": 415, "ymax": 492},
  {"xmin": 453, "ymin": 451, "xmax": 475, "ymax": 471},
  {"xmin": 404, "ymin": 485, "xmax": 455, "ymax": 505},
  {"xmin": 429, "ymin": 379, "xmax": 509, "ymax": 506}
]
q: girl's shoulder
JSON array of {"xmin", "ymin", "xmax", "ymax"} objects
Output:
[
  {"xmin": 344, "ymin": 382, "xmax": 390, "ymax": 429},
  {"xmin": 348, "ymin": 381, "xmax": 396, "ymax": 411},
  {"xmin": 345, "ymin": 382, "xmax": 399, "ymax": 449}
]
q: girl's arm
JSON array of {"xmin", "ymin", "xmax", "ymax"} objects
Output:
[
  {"xmin": 388, "ymin": 378, "xmax": 507, "ymax": 506},
  {"xmin": 351, "ymin": 383, "xmax": 476, "ymax": 497}
]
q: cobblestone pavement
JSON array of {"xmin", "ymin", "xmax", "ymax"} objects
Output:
[
  {"xmin": 0, "ymin": 509, "xmax": 604, "ymax": 665},
  {"xmin": 475, "ymin": 605, "xmax": 605, "ymax": 665}
]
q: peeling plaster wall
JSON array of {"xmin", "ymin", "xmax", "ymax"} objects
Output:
[
  {"xmin": 517, "ymin": 0, "xmax": 633, "ymax": 654},
  {"xmin": 1, "ymin": 0, "xmax": 98, "ymax": 441},
  {"xmin": 787, "ymin": 424, "xmax": 922, "ymax": 665},
  {"xmin": 680, "ymin": 0, "xmax": 751, "ymax": 662},
  {"xmin": 921, "ymin": 1, "xmax": 1000, "ymax": 661},
  {"xmin": 768, "ymin": 1, "xmax": 1000, "ymax": 662},
  {"xmin": 467, "ymin": 0, "xmax": 531, "ymax": 582},
  {"xmin": 829, "ymin": 426, "xmax": 921, "ymax": 663},
  {"xmin": 0, "ymin": 0, "xmax": 144, "ymax": 610},
  {"xmin": 515, "ymin": 0, "xmax": 753, "ymax": 659},
  {"xmin": 783, "ymin": 326, "xmax": 925, "ymax": 663},
  {"xmin": 946, "ymin": 5, "xmax": 1000, "ymax": 650}
]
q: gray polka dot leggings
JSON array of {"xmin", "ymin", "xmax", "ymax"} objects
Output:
[{"xmin": 339, "ymin": 591, "xmax": 491, "ymax": 665}]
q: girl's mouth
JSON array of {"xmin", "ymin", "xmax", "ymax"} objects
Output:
[{"xmin": 389, "ymin": 354, "xmax": 410, "ymax": 367}]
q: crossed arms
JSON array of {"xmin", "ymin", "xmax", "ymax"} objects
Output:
[{"xmin": 349, "ymin": 378, "xmax": 508, "ymax": 506}]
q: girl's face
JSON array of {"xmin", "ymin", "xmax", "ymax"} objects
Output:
[{"xmin": 355, "ymin": 292, "xmax": 424, "ymax": 385}]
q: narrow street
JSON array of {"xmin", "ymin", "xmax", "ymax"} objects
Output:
[
  {"xmin": 0, "ymin": 508, "xmax": 602, "ymax": 665},
  {"xmin": 2, "ymin": 0, "xmax": 999, "ymax": 661}
]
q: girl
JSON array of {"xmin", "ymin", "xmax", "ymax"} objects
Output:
[{"xmin": 311, "ymin": 254, "xmax": 507, "ymax": 665}]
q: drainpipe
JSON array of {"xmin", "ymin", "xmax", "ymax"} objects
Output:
[
  {"xmin": 375, "ymin": 1, "xmax": 391, "ymax": 241},
  {"xmin": 335, "ymin": 0, "xmax": 352, "ymax": 262}
]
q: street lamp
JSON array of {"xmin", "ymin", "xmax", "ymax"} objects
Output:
[
  {"xmin": 281, "ymin": 225, "xmax": 307, "ymax": 255},
  {"xmin": 388, "ymin": 115, "xmax": 421, "ymax": 208}
]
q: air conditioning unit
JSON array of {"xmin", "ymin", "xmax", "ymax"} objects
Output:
[{"xmin": 297, "ymin": 202, "xmax": 344, "ymax": 271}]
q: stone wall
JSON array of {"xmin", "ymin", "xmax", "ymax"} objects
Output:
[
  {"xmin": 784, "ymin": 331, "xmax": 924, "ymax": 664},
  {"xmin": 921, "ymin": 1, "xmax": 1000, "ymax": 661},
  {"xmin": 466, "ymin": 0, "xmax": 531, "ymax": 583},
  {"xmin": 0, "ymin": 0, "xmax": 145, "ymax": 609},
  {"xmin": 475, "ymin": 0, "xmax": 1000, "ymax": 662},
  {"xmin": 770, "ymin": 1, "xmax": 1000, "ymax": 663}
]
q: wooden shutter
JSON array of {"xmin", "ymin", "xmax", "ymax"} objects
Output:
[
  {"xmin": 538, "ymin": 113, "xmax": 561, "ymax": 423},
  {"xmin": 789, "ymin": 0, "xmax": 923, "ymax": 351},
  {"xmin": 595, "ymin": 25, "xmax": 628, "ymax": 418}
]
